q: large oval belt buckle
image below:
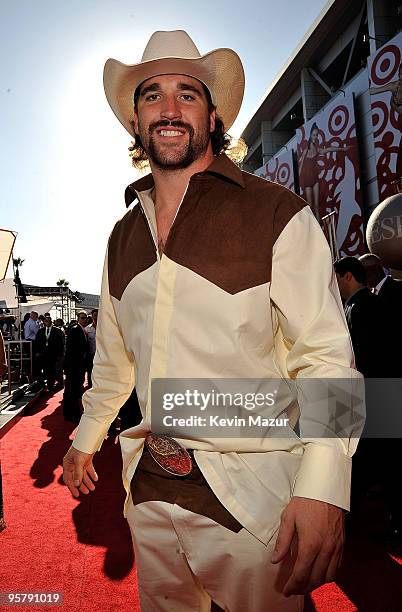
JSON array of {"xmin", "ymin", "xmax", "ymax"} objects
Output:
[{"xmin": 145, "ymin": 433, "xmax": 193, "ymax": 476}]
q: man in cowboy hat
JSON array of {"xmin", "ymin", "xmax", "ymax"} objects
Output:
[{"xmin": 63, "ymin": 30, "xmax": 361, "ymax": 611}]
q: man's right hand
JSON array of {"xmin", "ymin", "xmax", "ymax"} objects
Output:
[{"xmin": 63, "ymin": 446, "xmax": 98, "ymax": 497}]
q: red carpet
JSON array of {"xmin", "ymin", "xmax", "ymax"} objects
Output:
[
  {"xmin": 0, "ymin": 391, "xmax": 139, "ymax": 612},
  {"xmin": 1, "ymin": 391, "xmax": 402, "ymax": 611}
]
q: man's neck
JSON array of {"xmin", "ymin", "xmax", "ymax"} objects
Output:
[
  {"xmin": 150, "ymin": 149, "xmax": 215, "ymax": 212},
  {"xmin": 345, "ymin": 284, "xmax": 365, "ymax": 303}
]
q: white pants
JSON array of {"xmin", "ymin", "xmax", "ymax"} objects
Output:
[{"xmin": 126, "ymin": 497, "xmax": 304, "ymax": 612}]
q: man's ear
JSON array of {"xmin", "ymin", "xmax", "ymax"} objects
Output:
[{"xmin": 209, "ymin": 109, "xmax": 216, "ymax": 134}]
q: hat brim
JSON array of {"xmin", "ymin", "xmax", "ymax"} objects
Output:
[{"xmin": 103, "ymin": 48, "xmax": 245, "ymax": 137}]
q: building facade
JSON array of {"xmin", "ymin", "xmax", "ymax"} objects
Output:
[{"xmin": 241, "ymin": 0, "xmax": 402, "ymax": 256}]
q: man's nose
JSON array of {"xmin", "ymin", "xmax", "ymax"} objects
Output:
[{"xmin": 160, "ymin": 95, "xmax": 182, "ymax": 120}]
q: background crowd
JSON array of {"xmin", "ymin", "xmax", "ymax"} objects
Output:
[{"xmin": 1, "ymin": 308, "xmax": 99, "ymax": 418}]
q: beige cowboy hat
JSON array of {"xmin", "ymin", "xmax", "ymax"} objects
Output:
[{"xmin": 103, "ymin": 30, "xmax": 245, "ymax": 137}]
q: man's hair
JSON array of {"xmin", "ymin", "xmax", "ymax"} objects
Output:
[
  {"xmin": 129, "ymin": 82, "xmax": 231, "ymax": 170},
  {"xmin": 91, "ymin": 309, "xmax": 98, "ymax": 315},
  {"xmin": 358, "ymin": 253, "xmax": 386, "ymax": 284},
  {"xmin": 76, "ymin": 311, "xmax": 88, "ymax": 318},
  {"xmin": 334, "ymin": 256, "xmax": 367, "ymax": 284},
  {"xmin": 359, "ymin": 253, "xmax": 383, "ymax": 267}
]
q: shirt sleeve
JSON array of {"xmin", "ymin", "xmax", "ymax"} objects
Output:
[
  {"xmin": 72, "ymin": 243, "xmax": 136, "ymax": 454},
  {"xmin": 269, "ymin": 200, "xmax": 364, "ymax": 511},
  {"xmin": 24, "ymin": 320, "xmax": 31, "ymax": 338}
]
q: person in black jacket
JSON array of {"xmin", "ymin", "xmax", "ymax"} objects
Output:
[
  {"xmin": 334, "ymin": 256, "xmax": 386, "ymax": 378},
  {"xmin": 359, "ymin": 253, "xmax": 402, "ymax": 544},
  {"xmin": 359, "ymin": 253, "xmax": 402, "ymax": 378},
  {"xmin": 336, "ymin": 256, "xmax": 402, "ymax": 542},
  {"xmin": 33, "ymin": 315, "xmax": 65, "ymax": 392},
  {"xmin": 359, "ymin": 252, "xmax": 402, "ymax": 300},
  {"xmin": 63, "ymin": 312, "xmax": 89, "ymax": 423}
]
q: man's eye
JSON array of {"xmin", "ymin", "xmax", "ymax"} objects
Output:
[
  {"xmin": 145, "ymin": 94, "xmax": 160, "ymax": 102},
  {"xmin": 180, "ymin": 94, "xmax": 195, "ymax": 101}
]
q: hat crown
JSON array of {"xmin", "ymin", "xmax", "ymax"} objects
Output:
[{"xmin": 141, "ymin": 30, "xmax": 201, "ymax": 62}]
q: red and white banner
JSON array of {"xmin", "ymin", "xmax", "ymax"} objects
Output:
[
  {"xmin": 296, "ymin": 94, "xmax": 365, "ymax": 256},
  {"xmin": 368, "ymin": 31, "xmax": 402, "ymax": 200},
  {"xmin": 0, "ymin": 229, "xmax": 16, "ymax": 282},
  {"xmin": 255, "ymin": 150, "xmax": 295, "ymax": 192}
]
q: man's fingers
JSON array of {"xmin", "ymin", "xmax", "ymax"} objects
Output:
[
  {"xmin": 77, "ymin": 482, "xmax": 90, "ymax": 495},
  {"xmin": 325, "ymin": 544, "xmax": 343, "ymax": 583},
  {"xmin": 81, "ymin": 469, "xmax": 96, "ymax": 492},
  {"xmin": 63, "ymin": 468, "xmax": 94, "ymax": 497},
  {"xmin": 282, "ymin": 542, "xmax": 319, "ymax": 596},
  {"xmin": 62, "ymin": 464, "xmax": 80, "ymax": 497},
  {"xmin": 73, "ymin": 467, "xmax": 83, "ymax": 487},
  {"xmin": 275, "ymin": 498, "xmax": 345, "ymax": 596},
  {"xmin": 271, "ymin": 514, "xmax": 295, "ymax": 564},
  {"xmin": 62, "ymin": 447, "xmax": 96, "ymax": 498},
  {"xmin": 302, "ymin": 546, "xmax": 334, "ymax": 594},
  {"xmin": 283, "ymin": 538, "xmax": 343, "ymax": 595},
  {"xmin": 85, "ymin": 462, "xmax": 98, "ymax": 482}
]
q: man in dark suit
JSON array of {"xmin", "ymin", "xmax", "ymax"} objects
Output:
[
  {"xmin": 337, "ymin": 256, "xmax": 402, "ymax": 543},
  {"xmin": 359, "ymin": 253, "xmax": 402, "ymax": 377},
  {"xmin": 359, "ymin": 252, "xmax": 402, "ymax": 296},
  {"xmin": 359, "ymin": 253, "xmax": 402, "ymax": 543},
  {"xmin": 33, "ymin": 315, "xmax": 65, "ymax": 391},
  {"xmin": 63, "ymin": 312, "xmax": 89, "ymax": 423},
  {"xmin": 334, "ymin": 256, "xmax": 386, "ymax": 378}
]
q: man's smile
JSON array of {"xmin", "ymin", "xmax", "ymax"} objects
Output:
[{"xmin": 155, "ymin": 128, "xmax": 187, "ymax": 138}]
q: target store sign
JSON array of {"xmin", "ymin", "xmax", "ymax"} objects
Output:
[
  {"xmin": 368, "ymin": 31, "xmax": 402, "ymax": 200},
  {"xmin": 295, "ymin": 94, "xmax": 365, "ymax": 257},
  {"xmin": 254, "ymin": 149, "xmax": 295, "ymax": 192}
]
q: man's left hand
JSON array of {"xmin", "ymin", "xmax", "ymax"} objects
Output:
[{"xmin": 271, "ymin": 496, "xmax": 345, "ymax": 596}]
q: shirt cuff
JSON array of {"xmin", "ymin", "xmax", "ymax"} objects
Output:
[
  {"xmin": 292, "ymin": 443, "xmax": 352, "ymax": 510},
  {"xmin": 71, "ymin": 414, "xmax": 109, "ymax": 454}
]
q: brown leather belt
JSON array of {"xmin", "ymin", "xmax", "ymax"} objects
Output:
[{"xmin": 131, "ymin": 439, "xmax": 243, "ymax": 533}]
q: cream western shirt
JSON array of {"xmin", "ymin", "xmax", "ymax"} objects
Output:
[{"xmin": 73, "ymin": 154, "xmax": 362, "ymax": 545}]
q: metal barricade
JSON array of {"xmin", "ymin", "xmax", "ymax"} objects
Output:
[{"xmin": 3, "ymin": 340, "xmax": 33, "ymax": 396}]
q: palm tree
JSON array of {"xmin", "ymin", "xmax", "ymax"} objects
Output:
[
  {"xmin": 56, "ymin": 278, "xmax": 69, "ymax": 287},
  {"xmin": 12, "ymin": 257, "xmax": 27, "ymax": 303},
  {"xmin": 13, "ymin": 257, "xmax": 25, "ymax": 270}
]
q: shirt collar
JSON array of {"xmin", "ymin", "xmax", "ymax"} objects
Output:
[
  {"xmin": 345, "ymin": 286, "xmax": 366, "ymax": 305},
  {"xmin": 125, "ymin": 154, "xmax": 245, "ymax": 207},
  {"xmin": 374, "ymin": 276, "xmax": 387, "ymax": 293}
]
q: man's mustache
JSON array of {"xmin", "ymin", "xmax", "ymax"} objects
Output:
[{"xmin": 148, "ymin": 120, "xmax": 193, "ymax": 134}]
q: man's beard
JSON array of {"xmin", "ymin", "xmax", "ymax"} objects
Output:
[{"xmin": 139, "ymin": 119, "xmax": 211, "ymax": 170}]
